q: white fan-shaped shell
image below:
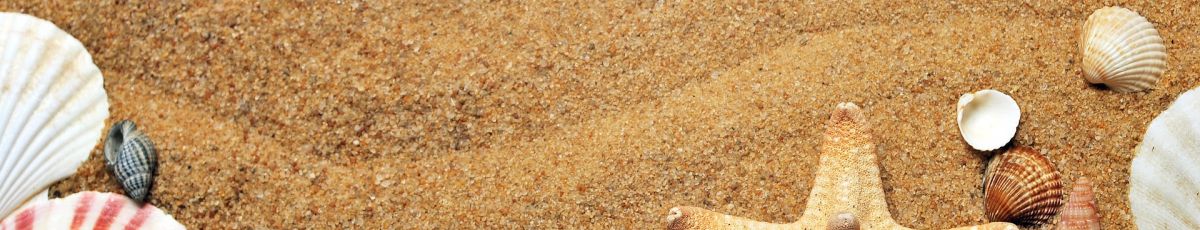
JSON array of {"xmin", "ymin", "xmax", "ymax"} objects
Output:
[
  {"xmin": 1080, "ymin": 6, "xmax": 1167, "ymax": 92},
  {"xmin": 0, "ymin": 192, "xmax": 183, "ymax": 229},
  {"xmin": 0, "ymin": 13, "xmax": 109, "ymax": 217},
  {"xmin": 956, "ymin": 90, "xmax": 1020, "ymax": 151},
  {"xmin": 1130, "ymin": 87, "xmax": 1200, "ymax": 228}
]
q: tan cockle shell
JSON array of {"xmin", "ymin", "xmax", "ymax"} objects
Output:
[
  {"xmin": 983, "ymin": 146, "xmax": 1064, "ymax": 227},
  {"xmin": 1080, "ymin": 6, "xmax": 1167, "ymax": 92}
]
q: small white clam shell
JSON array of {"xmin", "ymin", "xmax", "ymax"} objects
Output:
[
  {"xmin": 1080, "ymin": 6, "xmax": 1167, "ymax": 92},
  {"xmin": 0, "ymin": 192, "xmax": 184, "ymax": 229},
  {"xmin": 0, "ymin": 13, "xmax": 109, "ymax": 218},
  {"xmin": 956, "ymin": 90, "xmax": 1020, "ymax": 151},
  {"xmin": 1129, "ymin": 87, "xmax": 1200, "ymax": 228}
]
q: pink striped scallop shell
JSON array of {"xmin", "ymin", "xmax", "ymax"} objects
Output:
[{"xmin": 0, "ymin": 192, "xmax": 183, "ymax": 230}]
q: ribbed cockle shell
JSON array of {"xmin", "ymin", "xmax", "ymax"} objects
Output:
[
  {"xmin": 0, "ymin": 192, "xmax": 183, "ymax": 229},
  {"xmin": 1080, "ymin": 6, "xmax": 1167, "ymax": 92},
  {"xmin": 103, "ymin": 120, "xmax": 158, "ymax": 204},
  {"xmin": 984, "ymin": 146, "xmax": 1064, "ymax": 227},
  {"xmin": 1058, "ymin": 177, "xmax": 1101, "ymax": 230},
  {"xmin": 0, "ymin": 12, "xmax": 109, "ymax": 218}
]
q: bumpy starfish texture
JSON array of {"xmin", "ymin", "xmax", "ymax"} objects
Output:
[{"xmin": 666, "ymin": 103, "xmax": 1017, "ymax": 230}]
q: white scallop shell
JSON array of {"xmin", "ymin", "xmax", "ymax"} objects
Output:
[
  {"xmin": 956, "ymin": 90, "xmax": 1020, "ymax": 151},
  {"xmin": 0, "ymin": 13, "xmax": 109, "ymax": 217},
  {"xmin": 1080, "ymin": 6, "xmax": 1167, "ymax": 92},
  {"xmin": 1129, "ymin": 87, "xmax": 1200, "ymax": 228},
  {"xmin": 0, "ymin": 192, "xmax": 183, "ymax": 229}
]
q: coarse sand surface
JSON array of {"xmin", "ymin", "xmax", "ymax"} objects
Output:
[{"xmin": 2, "ymin": 1, "xmax": 1198, "ymax": 229}]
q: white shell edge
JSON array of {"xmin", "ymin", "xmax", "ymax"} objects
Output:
[
  {"xmin": 0, "ymin": 12, "xmax": 109, "ymax": 218},
  {"xmin": 1130, "ymin": 87, "xmax": 1200, "ymax": 229},
  {"xmin": 956, "ymin": 89, "xmax": 1020, "ymax": 151}
]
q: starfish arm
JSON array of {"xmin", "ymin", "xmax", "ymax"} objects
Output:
[
  {"xmin": 666, "ymin": 206, "xmax": 799, "ymax": 230},
  {"xmin": 665, "ymin": 103, "xmax": 996, "ymax": 230},
  {"xmin": 798, "ymin": 103, "xmax": 910, "ymax": 230},
  {"xmin": 945, "ymin": 222, "xmax": 1019, "ymax": 230}
]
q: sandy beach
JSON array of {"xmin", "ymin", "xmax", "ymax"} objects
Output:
[{"xmin": 2, "ymin": 1, "xmax": 1197, "ymax": 228}]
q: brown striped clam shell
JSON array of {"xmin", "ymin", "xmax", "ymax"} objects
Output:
[
  {"xmin": 1058, "ymin": 177, "xmax": 1101, "ymax": 230},
  {"xmin": 983, "ymin": 146, "xmax": 1064, "ymax": 227}
]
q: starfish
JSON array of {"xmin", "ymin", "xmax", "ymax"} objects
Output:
[{"xmin": 666, "ymin": 103, "xmax": 1017, "ymax": 230}]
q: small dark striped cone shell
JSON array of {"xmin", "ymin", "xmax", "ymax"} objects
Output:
[
  {"xmin": 104, "ymin": 120, "xmax": 158, "ymax": 204},
  {"xmin": 984, "ymin": 146, "xmax": 1064, "ymax": 227},
  {"xmin": 827, "ymin": 211, "xmax": 859, "ymax": 230},
  {"xmin": 1058, "ymin": 177, "xmax": 1101, "ymax": 230}
]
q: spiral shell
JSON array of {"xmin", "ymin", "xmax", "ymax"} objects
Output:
[
  {"xmin": 0, "ymin": 13, "xmax": 109, "ymax": 218},
  {"xmin": 0, "ymin": 192, "xmax": 183, "ymax": 229},
  {"xmin": 103, "ymin": 120, "xmax": 158, "ymax": 204},
  {"xmin": 983, "ymin": 146, "xmax": 1064, "ymax": 227},
  {"xmin": 1080, "ymin": 6, "xmax": 1167, "ymax": 92},
  {"xmin": 1058, "ymin": 177, "xmax": 1101, "ymax": 230}
]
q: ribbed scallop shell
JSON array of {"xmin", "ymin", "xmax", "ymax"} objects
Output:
[
  {"xmin": 1129, "ymin": 87, "xmax": 1200, "ymax": 228},
  {"xmin": 1080, "ymin": 6, "xmax": 1167, "ymax": 92},
  {"xmin": 957, "ymin": 90, "xmax": 1021, "ymax": 151},
  {"xmin": 104, "ymin": 120, "xmax": 158, "ymax": 204},
  {"xmin": 983, "ymin": 146, "xmax": 1064, "ymax": 227},
  {"xmin": 0, "ymin": 192, "xmax": 183, "ymax": 229},
  {"xmin": 1058, "ymin": 177, "xmax": 1100, "ymax": 230},
  {"xmin": 0, "ymin": 13, "xmax": 109, "ymax": 218}
]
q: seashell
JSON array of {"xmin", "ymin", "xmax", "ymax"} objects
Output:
[
  {"xmin": 0, "ymin": 13, "xmax": 109, "ymax": 217},
  {"xmin": 956, "ymin": 90, "xmax": 1021, "ymax": 151},
  {"xmin": 1129, "ymin": 87, "xmax": 1200, "ymax": 228},
  {"xmin": 0, "ymin": 192, "xmax": 183, "ymax": 229},
  {"xmin": 827, "ymin": 211, "xmax": 859, "ymax": 230},
  {"xmin": 104, "ymin": 120, "xmax": 158, "ymax": 204},
  {"xmin": 1080, "ymin": 6, "xmax": 1167, "ymax": 92},
  {"xmin": 1058, "ymin": 177, "xmax": 1101, "ymax": 230},
  {"xmin": 983, "ymin": 146, "xmax": 1064, "ymax": 227}
]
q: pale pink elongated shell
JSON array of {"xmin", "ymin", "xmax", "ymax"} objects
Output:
[
  {"xmin": 0, "ymin": 192, "xmax": 184, "ymax": 230},
  {"xmin": 1058, "ymin": 177, "xmax": 1101, "ymax": 230}
]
